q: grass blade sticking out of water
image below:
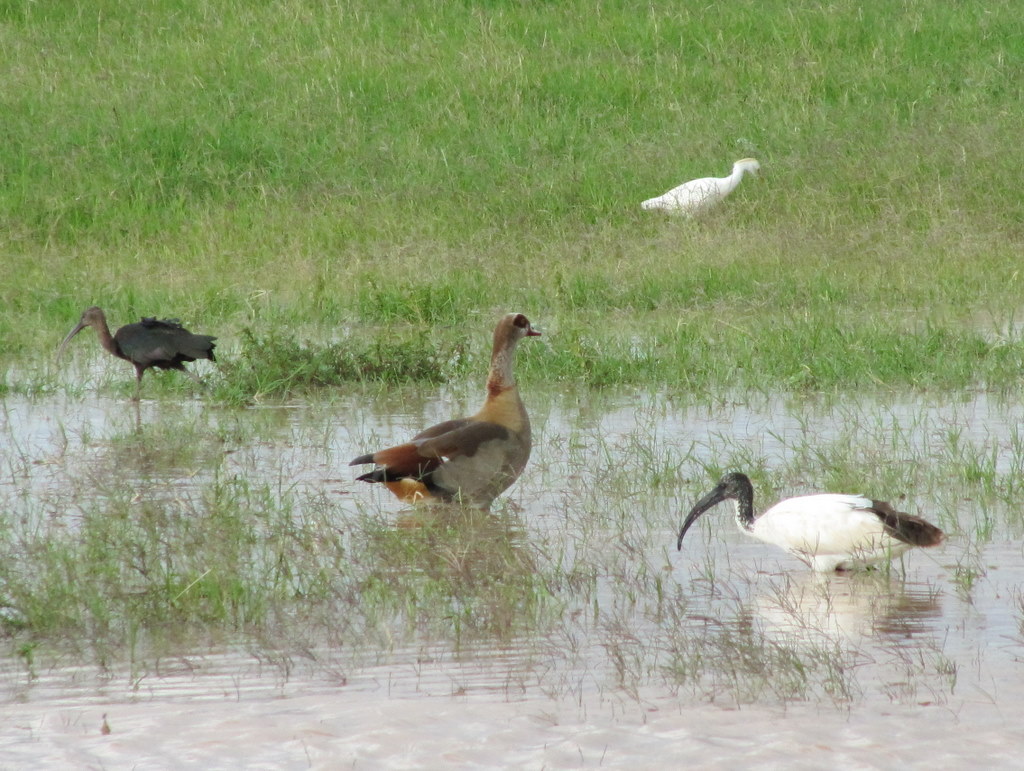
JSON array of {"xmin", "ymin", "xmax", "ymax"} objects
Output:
[
  {"xmin": 343, "ymin": 503, "xmax": 556, "ymax": 648},
  {"xmin": 0, "ymin": 470, "xmax": 557, "ymax": 666}
]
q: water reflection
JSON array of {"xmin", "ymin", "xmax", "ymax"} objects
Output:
[{"xmin": 754, "ymin": 570, "xmax": 944, "ymax": 644}]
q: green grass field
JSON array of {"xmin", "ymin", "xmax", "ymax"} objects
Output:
[{"xmin": 2, "ymin": 0, "xmax": 1022, "ymax": 395}]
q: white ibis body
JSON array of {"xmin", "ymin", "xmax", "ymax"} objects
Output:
[
  {"xmin": 642, "ymin": 158, "xmax": 760, "ymax": 216},
  {"xmin": 58, "ymin": 306, "xmax": 217, "ymax": 400},
  {"xmin": 349, "ymin": 312, "xmax": 540, "ymax": 510},
  {"xmin": 676, "ymin": 472, "xmax": 944, "ymax": 572}
]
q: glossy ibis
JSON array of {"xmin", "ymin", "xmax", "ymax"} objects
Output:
[
  {"xmin": 350, "ymin": 312, "xmax": 540, "ymax": 510},
  {"xmin": 57, "ymin": 306, "xmax": 217, "ymax": 399},
  {"xmin": 676, "ymin": 472, "xmax": 944, "ymax": 571},
  {"xmin": 642, "ymin": 158, "xmax": 760, "ymax": 216}
]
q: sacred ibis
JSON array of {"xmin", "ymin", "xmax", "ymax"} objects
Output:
[{"xmin": 676, "ymin": 472, "xmax": 944, "ymax": 571}]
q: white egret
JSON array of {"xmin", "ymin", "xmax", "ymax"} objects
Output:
[{"xmin": 642, "ymin": 158, "xmax": 760, "ymax": 216}]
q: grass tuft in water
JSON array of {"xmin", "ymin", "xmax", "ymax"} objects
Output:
[{"xmin": 214, "ymin": 326, "xmax": 459, "ymax": 402}]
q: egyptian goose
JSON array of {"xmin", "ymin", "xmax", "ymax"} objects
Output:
[
  {"xmin": 350, "ymin": 312, "xmax": 540, "ymax": 509},
  {"xmin": 642, "ymin": 158, "xmax": 760, "ymax": 216},
  {"xmin": 677, "ymin": 472, "xmax": 945, "ymax": 572},
  {"xmin": 58, "ymin": 306, "xmax": 216, "ymax": 400}
]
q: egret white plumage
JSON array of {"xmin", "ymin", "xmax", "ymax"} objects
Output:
[
  {"xmin": 641, "ymin": 158, "xmax": 760, "ymax": 216},
  {"xmin": 676, "ymin": 472, "xmax": 944, "ymax": 572}
]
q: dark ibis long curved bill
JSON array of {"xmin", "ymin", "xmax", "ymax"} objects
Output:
[
  {"xmin": 676, "ymin": 486, "xmax": 727, "ymax": 550},
  {"xmin": 56, "ymin": 322, "xmax": 88, "ymax": 361}
]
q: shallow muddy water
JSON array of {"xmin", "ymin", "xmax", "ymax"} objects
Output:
[{"xmin": 2, "ymin": 387, "xmax": 1024, "ymax": 768}]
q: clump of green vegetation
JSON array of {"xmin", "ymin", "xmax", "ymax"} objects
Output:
[
  {"xmin": 0, "ymin": 475, "xmax": 306, "ymax": 650},
  {"xmin": 518, "ymin": 315, "xmax": 1024, "ymax": 392},
  {"xmin": 214, "ymin": 325, "xmax": 461, "ymax": 402}
]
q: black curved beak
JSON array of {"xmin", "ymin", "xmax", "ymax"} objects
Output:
[
  {"xmin": 56, "ymin": 321, "xmax": 87, "ymax": 361},
  {"xmin": 676, "ymin": 485, "xmax": 727, "ymax": 550}
]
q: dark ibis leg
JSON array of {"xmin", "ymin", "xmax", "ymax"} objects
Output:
[{"xmin": 132, "ymin": 365, "xmax": 145, "ymax": 401}]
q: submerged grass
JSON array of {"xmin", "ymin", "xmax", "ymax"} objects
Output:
[
  {"xmin": 0, "ymin": 392, "xmax": 562, "ymax": 667},
  {"xmin": 350, "ymin": 505, "xmax": 549, "ymax": 644},
  {"xmin": 0, "ymin": 472, "xmax": 553, "ymax": 667},
  {"xmin": 1, "ymin": 387, "xmax": 1018, "ymax": 708}
]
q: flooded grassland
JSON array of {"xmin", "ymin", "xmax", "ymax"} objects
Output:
[{"xmin": 2, "ymin": 387, "xmax": 1024, "ymax": 768}]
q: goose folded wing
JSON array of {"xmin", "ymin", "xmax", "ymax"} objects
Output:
[
  {"xmin": 415, "ymin": 420, "xmax": 512, "ymax": 460},
  {"xmin": 350, "ymin": 420, "xmax": 511, "ymax": 479}
]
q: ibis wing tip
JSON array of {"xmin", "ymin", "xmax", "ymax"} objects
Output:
[
  {"xmin": 871, "ymin": 500, "xmax": 945, "ymax": 548},
  {"xmin": 923, "ymin": 526, "xmax": 946, "ymax": 548}
]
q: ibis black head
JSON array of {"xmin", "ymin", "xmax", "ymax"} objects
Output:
[{"xmin": 676, "ymin": 471, "xmax": 755, "ymax": 550}]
